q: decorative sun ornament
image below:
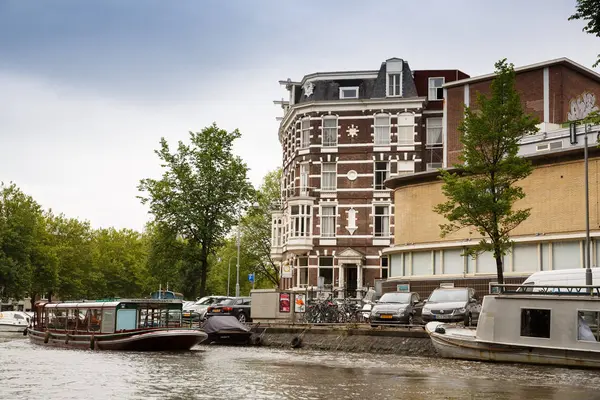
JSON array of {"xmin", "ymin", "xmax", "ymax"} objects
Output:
[
  {"xmin": 303, "ymin": 81, "xmax": 315, "ymax": 98},
  {"xmin": 346, "ymin": 124, "xmax": 359, "ymax": 138}
]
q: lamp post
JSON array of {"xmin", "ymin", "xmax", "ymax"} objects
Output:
[
  {"xmin": 585, "ymin": 123, "xmax": 593, "ymax": 286},
  {"xmin": 234, "ymin": 202, "xmax": 261, "ymax": 298},
  {"xmin": 227, "ymin": 257, "xmax": 236, "ymax": 297}
]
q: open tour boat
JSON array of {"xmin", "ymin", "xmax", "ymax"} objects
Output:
[
  {"xmin": 28, "ymin": 298, "xmax": 207, "ymax": 351},
  {"xmin": 425, "ymin": 284, "xmax": 600, "ymax": 369}
]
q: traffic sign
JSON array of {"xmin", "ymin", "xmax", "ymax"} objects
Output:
[{"xmin": 248, "ymin": 273, "xmax": 255, "ymax": 283}]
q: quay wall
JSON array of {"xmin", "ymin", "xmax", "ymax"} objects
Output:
[{"xmin": 249, "ymin": 324, "xmax": 437, "ymax": 357}]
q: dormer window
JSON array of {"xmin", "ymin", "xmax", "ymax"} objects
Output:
[
  {"xmin": 388, "ymin": 73, "xmax": 401, "ymax": 97},
  {"xmin": 428, "ymin": 77, "xmax": 445, "ymax": 100},
  {"xmin": 339, "ymin": 87, "xmax": 359, "ymax": 99}
]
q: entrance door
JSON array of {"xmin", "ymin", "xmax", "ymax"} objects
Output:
[{"xmin": 345, "ymin": 265, "xmax": 358, "ymax": 297}]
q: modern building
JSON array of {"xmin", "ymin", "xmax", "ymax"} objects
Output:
[
  {"xmin": 382, "ymin": 57, "xmax": 600, "ymax": 298},
  {"xmin": 271, "ymin": 58, "xmax": 468, "ymax": 298}
]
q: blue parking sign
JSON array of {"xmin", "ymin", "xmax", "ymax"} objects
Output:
[{"xmin": 248, "ymin": 273, "xmax": 255, "ymax": 283}]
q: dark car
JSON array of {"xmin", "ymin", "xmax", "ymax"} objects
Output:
[
  {"xmin": 370, "ymin": 292, "xmax": 424, "ymax": 327},
  {"xmin": 206, "ymin": 297, "xmax": 252, "ymax": 323},
  {"xmin": 421, "ymin": 287, "xmax": 481, "ymax": 326}
]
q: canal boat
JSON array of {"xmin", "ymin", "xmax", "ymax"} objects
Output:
[
  {"xmin": 0, "ymin": 311, "xmax": 31, "ymax": 333},
  {"xmin": 425, "ymin": 284, "xmax": 600, "ymax": 369},
  {"xmin": 201, "ymin": 315, "xmax": 252, "ymax": 345},
  {"xmin": 28, "ymin": 298, "xmax": 207, "ymax": 351}
]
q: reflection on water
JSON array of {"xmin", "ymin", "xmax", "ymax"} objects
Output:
[{"xmin": 1, "ymin": 333, "xmax": 600, "ymax": 400}]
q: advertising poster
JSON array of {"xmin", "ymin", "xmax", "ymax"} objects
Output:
[
  {"xmin": 294, "ymin": 294, "xmax": 306, "ymax": 313},
  {"xmin": 279, "ymin": 293, "xmax": 290, "ymax": 313}
]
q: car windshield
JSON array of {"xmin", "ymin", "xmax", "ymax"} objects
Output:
[
  {"xmin": 218, "ymin": 299, "xmax": 236, "ymax": 305},
  {"xmin": 195, "ymin": 297, "xmax": 215, "ymax": 305},
  {"xmin": 428, "ymin": 289, "xmax": 468, "ymax": 303},
  {"xmin": 379, "ymin": 293, "xmax": 411, "ymax": 304}
]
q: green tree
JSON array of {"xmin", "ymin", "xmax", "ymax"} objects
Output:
[
  {"xmin": 29, "ymin": 211, "xmax": 59, "ymax": 306},
  {"xmin": 139, "ymin": 124, "xmax": 254, "ymax": 298},
  {"xmin": 434, "ymin": 60, "xmax": 539, "ymax": 285},
  {"xmin": 240, "ymin": 168, "xmax": 282, "ymax": 288},
  {"xmin": 0, "ymin": 183, "xmax": 42, "ymax": 302},
  {"xmin": 569, "ymin": 0, "xmax": 600, "ymax": 67}
]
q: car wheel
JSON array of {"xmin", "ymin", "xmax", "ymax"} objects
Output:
[
  {"xmin": 237, "ymin": 312, "xmax": 247, "ymax": 323},
  {"xmin": 408, "ymin": 314, "xmax": 414, "ymax": 325}
]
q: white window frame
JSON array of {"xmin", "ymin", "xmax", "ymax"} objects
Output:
[
  {"xmin": 426, "ymin": 163, "xmax": 443, "ymax": 171},
  {"xmin": 339, "ymin": 86, "xmax": 359, "ymax": 99},
  {"xmin": 397, "ymin": 113, "xmax": 415, "ymax": 145},
  {"xmin": 397, "ymin": 160, "xmax": 414, "ymax": 176},
  {"xmin": 387, "ymin": 73, "xmax": 402, "ymax": 97},
  {"xmin": 299, "ymin": 163, "xmax": 309, "ymax": 195},
  {"xmin": 300, "ymin": 118, "xmax": 311, "ymax": 148},
  {"xmin": 428, "ymin": 77, "xmax": 445, "ymax": 101},
  {"xmin": 321, "ymin": 162, "xmax": 337, "ymax": 191},
  {"xmin": 374, "ymin": 161, "xmax": 390, "ymax": 190},
  {"xmin": 426, "ymin": 117, "xmax": 443, "ymax": 146},
  {"xmin": 322, "ymin": 116, "xmax": 338, "ymax": 147},
  {"xmin": 374, "ymin": 114, "xmax": 391, "ymax": 146},
  {"xmin": 290, "ymin": 204, "xmax": 312, "ymax": 238},
  {"xmin": 373, "ymin": 205, "xmax": 390, "ymax": 237},
  {"xmin": 320, "ymin": 205, "xmax": 336, "ymax": 238},
  {"xmin": 272, "ymin": 216, "xmax": 283, "ymax": 247}
]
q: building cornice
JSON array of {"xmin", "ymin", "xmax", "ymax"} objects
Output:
[{"xmin": 443, "ymin": 57, "xmax": 600, "ymax": 89}]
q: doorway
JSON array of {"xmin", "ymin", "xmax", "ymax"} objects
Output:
[{"xmin": 345, "ymin": 265, "xmax": 358, "ymax": 297}]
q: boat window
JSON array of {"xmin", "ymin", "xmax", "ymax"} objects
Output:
[
  {"xmin": 578, "ymin": 311, "xmax": 600, "ymax": 342},
  {"xmin": 77, "ymin": 309, "xmax": 89, "ymax": 332},
  {"xmin": 520, "ymin": 309, "xmax": 551, "ymax": 338},
  {"xmin": 90, "ymin": 309, "xmax": 102, "ymax": 332},
  {"xmin": 49, "ymin": 309, "xmax": 66, "ymax": 330},
  {"xmin": 13, "ymin": 313, "xmax": 24, "ymax": 320}
]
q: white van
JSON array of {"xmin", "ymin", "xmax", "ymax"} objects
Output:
[{"xmin": 522, "ymin": 268, "xmax": 600, "ymax": 290}]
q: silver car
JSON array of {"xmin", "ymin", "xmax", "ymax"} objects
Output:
[{"xmin": 183, "ymin": 296, "xmax": 232, "ymax": 321}]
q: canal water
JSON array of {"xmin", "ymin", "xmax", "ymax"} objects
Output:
[{"xmin": 2, "ymin": 334, "xmax": 600, "ymax": 400}]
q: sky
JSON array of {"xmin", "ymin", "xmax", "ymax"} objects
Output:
[{"xmin": 0, "ymin": 0, "xmax": 597, "ymax": 231}]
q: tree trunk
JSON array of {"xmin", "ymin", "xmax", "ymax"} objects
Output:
[
  {"xmin": 47, "ymin": 291, "xmax": 53, "ymax": 302},
  {"xmin": 198, "ymin": 246, "xmax": 208, "ymax": 298},
  {"xmin": 30, "ymin": 293, "xmax": 37, "ymax": 312},
  {"xmin": 494, "ymin": 249, "xmax": 504, "ymax": 285}
]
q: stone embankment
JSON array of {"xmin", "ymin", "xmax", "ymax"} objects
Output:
[{"xmin": 249, "ymin": 323, "xmax": 436, "ymax": 357}]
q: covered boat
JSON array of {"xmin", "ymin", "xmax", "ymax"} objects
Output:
[
  {"xmin": 0, "ymin": 311, "xmax": 31, "ymax": 333},
  {"xmin": 28, "ymin": 298, "xmax": 207, "ymax": 351},
  {"xmin": 425, "ymin": 283, "xmax": 600, "ymax": 369},
  {"xmin": 201, "ymin": 315, "xmax": 252, "ymax": 345}
]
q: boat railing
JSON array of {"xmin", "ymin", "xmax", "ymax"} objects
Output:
[{"xmin": 490, "ymin": 283, "xmax": 600, "ymax": 296}]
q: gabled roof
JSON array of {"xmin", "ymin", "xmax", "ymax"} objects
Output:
[{"xmin": 444, "ymin": 57, "xmax": 600, "ymax": 88}]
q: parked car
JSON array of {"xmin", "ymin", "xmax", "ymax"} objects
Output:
[
  {"xmin": 370, "ymin": 292, "xmax": 423, "ymax": 327},
  {"xmin": 183, "ymin": 296, "xmax": 231, "ymax": 322},
  {"xmin": 421, "ymin": 287, "xmax": 481, "ymax": 326},
  {"xmin": 206, "ymin": 297, "xmax": 252, "ymax": 323}
]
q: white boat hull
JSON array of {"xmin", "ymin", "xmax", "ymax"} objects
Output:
[
  {"xmin": 426, "ymin": 322, "xmax": 600, "ymax": 369},
  {"xmin": 0, "ymin": 323, "xmax": 28, "ymax": 333}
]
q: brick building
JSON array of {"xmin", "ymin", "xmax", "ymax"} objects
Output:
[
  {"xmin": 270, "ymin": 58, "xmax": 468, "ymax": 298},
  {"xmin": 382, "ymin": 57, "xmax": 600, "ymax": 299}
]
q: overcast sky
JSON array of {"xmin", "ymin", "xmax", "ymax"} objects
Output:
[{"xmin": 0, "ymin": 0, "xmax": 596, "ymax": 231}]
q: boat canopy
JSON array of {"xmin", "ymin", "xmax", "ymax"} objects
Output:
[{"xmin": 41, "ymin": 299, "xmax": 183, "ymax": 310}]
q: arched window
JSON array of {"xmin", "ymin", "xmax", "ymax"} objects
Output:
[
  {"xmin": 374, "ymin": 114, "xmax": 390, "ymax": 145},
  {"xmin": 397, "ymin": 113, "xmax": 415, "ymax": 145},
  {"xmin": 322, "ymin": 116, "xmax": 338, "ymax": 147}
]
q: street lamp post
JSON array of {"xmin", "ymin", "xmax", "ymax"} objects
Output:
[
  {"xmin": 234, "ymin": 202, "xmax": 260, "ymax": 298},
  {"xmin": 227, "ymin": 257, "xmax": 236, "ymax": 297},
  {"xmin": 585, "ymin": 123, "xmax": 593, "ymax": 286}
]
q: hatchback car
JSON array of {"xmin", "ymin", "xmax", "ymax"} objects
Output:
[
  {"xmin": 421, "ymin": 287, "xmax": 481, "ymax": 326},
  {"xmin": 206, "ymin": 297, "xmax": 252, "ymax": 323},
  {"xmin": 370, "ymin": 292, "xmax": 423, "ymax": 327}
]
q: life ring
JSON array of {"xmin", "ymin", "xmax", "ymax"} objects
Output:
[
  {"xmin": 250, "ymin": 335, "xmax": 262, "ymax": 346},
  {"xmin": 44, "ymin": 331, "xmax": 51, "ymax": 344},
  {"xmin": 291, "ymin": 336, "xmax": 303, "ymax": 348},
  {"xmin": 90, "ymin": 335, "xmax": 96, "ymax": 350}
]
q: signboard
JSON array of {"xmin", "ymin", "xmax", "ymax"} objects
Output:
[
  {"xmin": 294, "ymin": 294, "xmax": 306, "ymax": 313},
  {"xmin": 396, "ymin": 283, "xmax": 410, "ymax": 292},
  {"xmin": 248, "ymin": 273, "xmax": 254, "ymax": 283},
  {"xmin": 281, "ymin": 262, "xmax": 292, "ymax": 279},
  {"xmin": 279, "ymin": 293, "xmax": 290, "ymax": 313}
]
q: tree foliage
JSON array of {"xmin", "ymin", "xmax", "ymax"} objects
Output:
[
  {"xmin": 434, "ymin": 59, "xmax": 539, "ymax": 284},
  {"xmin": 138, "ymin": 123, "xmax": 253, "ymax": 298},
  {"xmin": 569, "ymin": 0, "xmax": 600, "ymax": 67}
]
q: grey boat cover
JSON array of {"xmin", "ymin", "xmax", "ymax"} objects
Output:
[{"xmin": 201, "ymin": 316, "xmax": 250, "ymax": 334}]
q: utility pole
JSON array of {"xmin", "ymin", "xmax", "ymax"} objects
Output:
[{"xmin": 235, "ymin": 224, "xmax": 241, "ymax": 298}]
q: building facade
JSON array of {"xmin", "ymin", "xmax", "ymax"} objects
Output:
[
  {"xmin": 382, "ymin": 57, "xmax": 600, "ymax": 298},
  {"xmin": 270, "ymin": 58, "xmax": 468, "ymax": 298}
]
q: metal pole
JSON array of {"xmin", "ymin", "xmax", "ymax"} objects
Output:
[
  {"xmin": 227, "ymin": 258, "xmax": 232, "ymax": 297},
  {"xmin": 585, "ymin": 124, "xmax": 593, "ymax": 286},
  {"xmin": 235, "ymin": 222, "xmax": 241, "ymax": 298}
]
